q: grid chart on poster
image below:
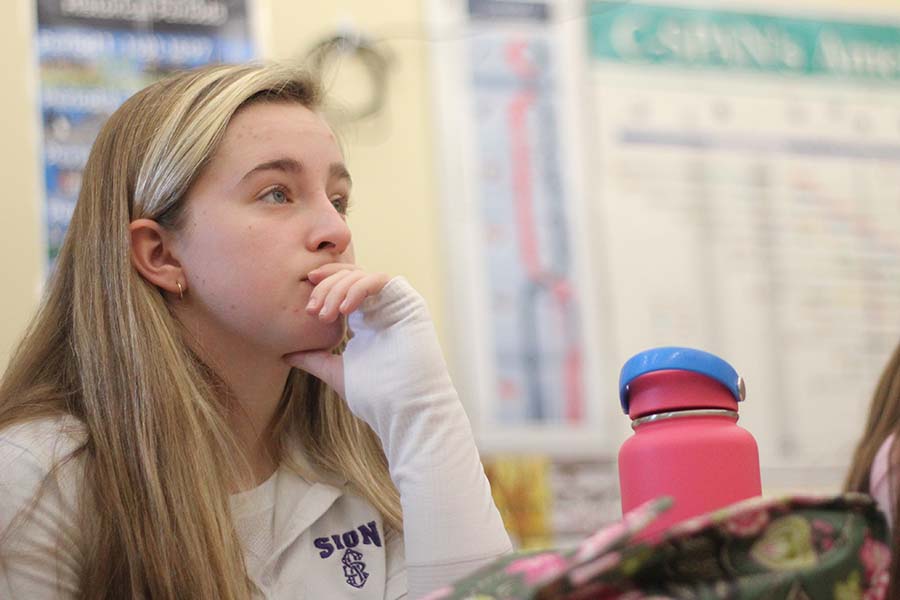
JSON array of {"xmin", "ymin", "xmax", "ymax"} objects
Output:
[{"xmin": 588, "ymin": 2, "xmax": 900, "ymax": 471}]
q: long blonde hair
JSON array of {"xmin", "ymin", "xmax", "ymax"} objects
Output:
[
  {"xmin": 845, "ymin": 340, "xmax": 900, "ymax": 599},
  {"xmin": 0, "ymin": 63, "xmax": 401, "ymax": 599}
]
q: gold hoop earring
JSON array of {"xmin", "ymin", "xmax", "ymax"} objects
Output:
[{"xmin": 176, "ymin": 281, "xmax": 184, "ymax": 301}]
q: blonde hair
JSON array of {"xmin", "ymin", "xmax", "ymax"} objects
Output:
[
  {"xmin": 845, "ymin": 340, "xmax": 900, "ymax": 598},
  {"xmin": 0, "ymin": 63, "xmax": 400, "ymax": 599}
]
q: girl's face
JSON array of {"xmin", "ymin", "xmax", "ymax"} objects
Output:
[{"xmin": 173, "ymin": 101, "xmax": 353, "ymax": 359}]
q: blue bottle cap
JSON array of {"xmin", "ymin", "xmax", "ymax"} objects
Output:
[{"xmin": 618, "ymin": 346, "xmax": 745, "ymax": 413}]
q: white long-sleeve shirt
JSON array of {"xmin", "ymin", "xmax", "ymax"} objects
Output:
[{"xmin": 0, "ymin": 277, "xmax": 511, "ymax": 599}]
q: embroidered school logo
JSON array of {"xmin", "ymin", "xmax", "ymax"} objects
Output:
[
  {"xmin": 314, "ymin": 520, "xmax": 382, "ymax": 589},
  {"xmin": 341, "ymin": 548, "xmax": 369, "ymax": 588}
]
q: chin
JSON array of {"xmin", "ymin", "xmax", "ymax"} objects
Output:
[{"xmin": 293, "ymin": 317, "xmax": 347, "ymax": 353}]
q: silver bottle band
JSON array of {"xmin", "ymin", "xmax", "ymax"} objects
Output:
[{"xmin": 631, "ymin": 408, "xmax": 739, "ymax": 430}]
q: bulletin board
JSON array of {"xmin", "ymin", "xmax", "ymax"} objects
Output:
[{"xmin": 428, "ymin": 0, "xmax": 900, "ymax": 491}]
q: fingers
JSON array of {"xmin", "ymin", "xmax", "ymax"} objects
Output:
[
  {"xmin": 315, "ymin": 270, "xmax": 367, "ymax": 322},
  {"xmin": 339, "ymin": 273, "xmax": 391, "ymax": 315},
  {"xmin": 306, "ymin": 264, "xmax": 391, "ymax": 322},
  {"xmin": 307, "ymin": 262, "xmax": 358, "ymax": 284}
]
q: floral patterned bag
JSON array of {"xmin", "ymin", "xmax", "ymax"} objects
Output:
[{"xmin": 423, "ymin": 493, "xmax": 890, "ymax": 599}]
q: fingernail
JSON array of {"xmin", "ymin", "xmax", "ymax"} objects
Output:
[
  {"xmin": 307, "ymin": 298, "xmax": 317, "ymax": 310},
  {"xmin": 319, "ymin": 307, "xmax": 329, "ymax": 318},
  {"xmin": 339, "ymin": 300, "xmax": 349, "ymax": 312}
]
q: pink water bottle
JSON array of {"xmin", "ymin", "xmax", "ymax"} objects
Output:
[{"xmin": 617, "ymin": 347, "xmax": 761, "ymax": 538}]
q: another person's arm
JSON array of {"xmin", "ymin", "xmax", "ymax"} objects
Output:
[{"xmin": 870, "ymin": 434, "xmax": 896, "ymax": 531}]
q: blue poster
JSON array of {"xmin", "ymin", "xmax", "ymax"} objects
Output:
[{"xmin": 37, "ymin": 0, "xmax": 257, "ymax": 264}]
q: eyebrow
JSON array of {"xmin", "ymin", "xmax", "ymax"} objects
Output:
[
  {"xmin": 239, "ymin": 157, "xmax": 353, "ymax": 186},
  {"xmin": 329, "ymin": 163, "xmax": 353, "ymax": 186}
]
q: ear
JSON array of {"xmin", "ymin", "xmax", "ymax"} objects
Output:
[{"xmin": 129, "ymin": 218, "xmax": 185, "ymax": 296}]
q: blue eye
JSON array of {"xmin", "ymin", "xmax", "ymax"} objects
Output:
[
  {"xmin": 261, "ymin": 187, "xmax": 290, "ymax": 204},
  {"xmin": 331, "ymin": 196, "xmax": 349, "ymax": 215}
]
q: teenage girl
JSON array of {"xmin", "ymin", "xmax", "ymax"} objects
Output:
[{"xmin": 0, "ymin": 63, "xmax": 510, "ymax": 599}]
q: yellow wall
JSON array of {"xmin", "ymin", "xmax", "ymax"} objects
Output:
[
  {"xmin": 1, "ymin": 1, "xmax": 42, "ymax": 373},
  {"xmin": 2, "ymin": 0, "xmax": 899, "ymax": 372}
]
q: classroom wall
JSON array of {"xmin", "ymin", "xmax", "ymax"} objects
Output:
[
  {"xmin": 2, "ymin": 0, "xmax": 898, "ymax": 382},
  {"xmin": 4, "ymin": 0, "xmax": 900, "ymax": 552},
  {"xmin": 1, "ymin": 2, "xmax": 43, "ymax": 374}
]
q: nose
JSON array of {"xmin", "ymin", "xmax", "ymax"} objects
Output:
[{"xmin": 306, "ymin": 197, "xmax": 352, "ymax": 255}]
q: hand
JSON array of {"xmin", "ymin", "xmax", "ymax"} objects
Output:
[
  {"xmin": 283, "ymin": 263, "xmax": 390, "ymax": 396},
  {"xmin": 304, "ymin": 263, "xmax": 390, "ymax": 323}
]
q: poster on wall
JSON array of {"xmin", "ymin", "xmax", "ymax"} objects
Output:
[
  {"xmin": 587, "ymin": 2, "xmax": 900, "ymax": 480},
  {"xmin": 483, "ymin": 454, "xmax": 621, "ymax": 549},
  {"xmin": 468, "ymin": 8, "xmax": 587, "ymax": 427},
  {"xmin": 430, "ymin": 0, "xmax": 900, "ymax": 492},
  {"xmin": 427, "ymin": 0, "xmax": 610, "ymax": 455},
  {"xmin": 37, "ymin": 0, "xmax": 257, "ymax": 266}
]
